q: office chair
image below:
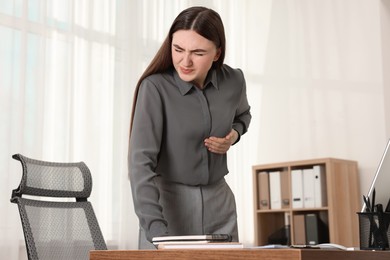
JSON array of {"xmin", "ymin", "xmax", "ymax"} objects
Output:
[{"xmin": 10, "ymin": 154, "xmax": 107, "ymax": 260}]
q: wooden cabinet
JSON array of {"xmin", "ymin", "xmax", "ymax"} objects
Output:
[{"xmin": 253, "ymin": 158, "xmax": 360, "ymax": 247}]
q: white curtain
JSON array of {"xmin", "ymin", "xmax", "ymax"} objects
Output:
[
  {"xmin": 1, "ymin": 0, "xmax": 389, "ymax": 259},
  {"xmin": 0, "ymin": 0, "xmax": 136, "ymax": 258}
]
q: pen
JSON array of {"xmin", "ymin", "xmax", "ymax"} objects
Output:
[
  {"xmin": 385, "ymin": 198, "xmax": 390, "ymax": 212},
  {"xmin": 363, "ymin": 195, "xmax": 371, "ymax": 212}
]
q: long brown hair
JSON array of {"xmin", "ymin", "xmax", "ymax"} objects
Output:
[{"xmin": 129, "ymin": 6, "xmax": 226, "ymax": 133}]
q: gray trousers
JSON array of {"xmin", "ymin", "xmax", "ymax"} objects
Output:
[{"xmin": 138, "ymin": 177, "xmax": 238, "ymax": 249}]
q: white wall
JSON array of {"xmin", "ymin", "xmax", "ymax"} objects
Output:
[
  {"xmin": 224, "ymin": 0, "xmax": 390, "ymax": 246},
  {"xmin": 257, "ymin": 0, "xmax": 388, "ymax": 196},
  {"xmin": 382, "ymin": 0, "xmax": 390, "ymax": 137}
]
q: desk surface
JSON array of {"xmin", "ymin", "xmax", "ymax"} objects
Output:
[{"xmin": 90, "ymin": 248, "xmax": 390, "ymax": 260}]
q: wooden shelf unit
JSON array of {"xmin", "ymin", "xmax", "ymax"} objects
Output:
[{"xmin": 253, "ymin": 158, "xmax": 360, "ymax": 247}]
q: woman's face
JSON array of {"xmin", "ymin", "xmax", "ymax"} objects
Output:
[{"xmin": 172, "ymin": 30, "xmax": 221, "ymax": 88}]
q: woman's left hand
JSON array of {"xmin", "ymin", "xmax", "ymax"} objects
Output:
[{"xmin": 204, "ymin": 129, "xmax": 238, "ymax": 154}]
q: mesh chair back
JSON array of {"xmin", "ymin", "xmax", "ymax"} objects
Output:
[{"xmin": 10, "ymin": 154, "xmax": 107, "ymax": 260}]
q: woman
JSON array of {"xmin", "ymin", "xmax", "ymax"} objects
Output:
[{"xmin": 128, "ymin": 6, "xmax": 251, "ymax": 249}]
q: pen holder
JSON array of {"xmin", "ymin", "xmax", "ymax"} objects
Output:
[{"xmin": 358, "ymin": 212, "xmax": 390, "ymax": 250}]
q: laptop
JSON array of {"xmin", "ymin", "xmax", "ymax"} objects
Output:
[{"xmin": 362, "ymin": 139, "xmax": 390, "ymax": 212}]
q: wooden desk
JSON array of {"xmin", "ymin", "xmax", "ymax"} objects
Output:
[{"xmin": 90, "ymin": 248, "xmax": 390, "ymax": 260}]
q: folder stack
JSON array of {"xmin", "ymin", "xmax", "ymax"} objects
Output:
[
  {"xmin": 257, "ymin": 165, "xmax": 327, "ymax": 211},
  {"xmin": 292, "ymin": 165, "xmax": 327, "ymax": 209},
  {"xmin": 268, "ymin": 171, "xmax": 290, "ymax": 209},
  {"xmin": 293, "ymin": 213, "xmax": 329, "ymax": 245}
]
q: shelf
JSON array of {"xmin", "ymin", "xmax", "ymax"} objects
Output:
[
  {"xmin": 253, "ymin": 158, "xmax": 360, "ymax": 247},
  {"xmin": 256, "ymin": 207, "xmax": 329, "ymax": 213}
]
